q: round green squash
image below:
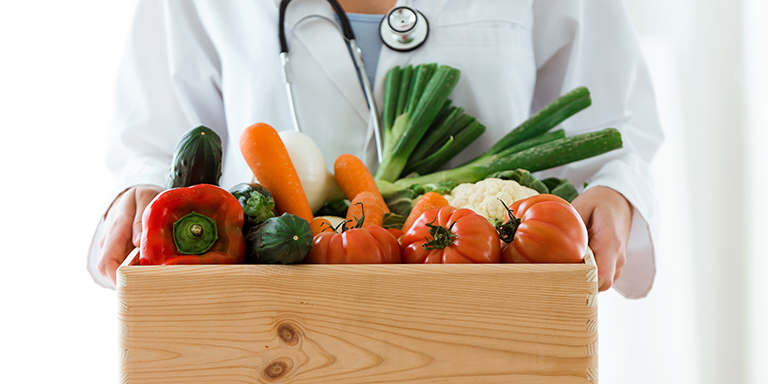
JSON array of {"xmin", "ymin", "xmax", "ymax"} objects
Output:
[{"xmin": 245, "ymin": 213, "xmax": 312, "ymax": 264}]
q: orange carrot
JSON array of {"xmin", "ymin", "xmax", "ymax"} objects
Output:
[
  {"xmin": 402, "ymin": 192, "xmax": 450, "ymax": 233},
  {"xmin": 346, "ymin": 191, "xmax": 386, "ymax": 229},
  {"xmin": 239, "ymin": 123, "xmax": 313, "ymax": 223},
  {"xmin": 310, "ymin": 217, "xmax": 334, "ymax": 236},
  {"xmin": 334, "ymin": 154, "xmax": 389, "ymax": 213}
]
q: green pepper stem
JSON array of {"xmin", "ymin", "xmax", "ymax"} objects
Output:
[{"xmin": 173, "ymin": 211, "xmax": 218, "ymax": 254}]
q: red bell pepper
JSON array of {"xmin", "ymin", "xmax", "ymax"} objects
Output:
[{"xmin": 139, "ymin": 184, "xmax": 246, "ymax": 265}]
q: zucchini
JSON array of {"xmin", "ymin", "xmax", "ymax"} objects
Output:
[
  {"xmin": 166, "ymin": 126, "xmax": 223, "ymax": 189},
  {"xmin": 244, "ymin": 213, "xmax": 312, "ymax": 264}
]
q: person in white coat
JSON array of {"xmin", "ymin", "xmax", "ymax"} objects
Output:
[{"xmin": 91, "ymin": 0, "xmax": 663, "ymax": 299}]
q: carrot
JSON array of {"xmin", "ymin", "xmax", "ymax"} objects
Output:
[
  {"xmin": 346, "ymin": 191, "xmax": 386, "ymax": 229},
  {"xmin": 402, "ymin": 192, "xmax": 450, "ymax": 233},
  {"xmin": 334, "ymin": 154, "xmax": 389, "ymax": 213},
  {"xmin": 310, "ymin": 217, "xmax": 334, "ymax": 236},
  {"xmin": 239, "ymin": 123, "xmax": 313, "ymax": 223}
]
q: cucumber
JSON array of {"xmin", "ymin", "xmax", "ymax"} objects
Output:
[{"xmin": 166, "ymin": 126, "xmax": 223, "ymax": 189}]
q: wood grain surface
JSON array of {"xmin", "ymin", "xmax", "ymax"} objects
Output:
[{"xmin": 118, "ymin": 254, "xmax": 598, "ymax": 384}]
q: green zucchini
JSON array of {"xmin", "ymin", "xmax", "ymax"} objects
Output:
[
  {"xmin": 166, "ymin": 126, "xmax": 223, "ymax": 189},
  {"xmin": 244, "ymin": 213, "xmax": 312, "ymax": 264}
]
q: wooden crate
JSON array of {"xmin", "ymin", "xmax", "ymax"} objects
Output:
[{"xmin": 117, "ymin": 249, "xmax": 598, "ymax": 383}]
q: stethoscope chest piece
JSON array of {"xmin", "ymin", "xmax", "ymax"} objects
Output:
[{"xmin": 379, "ymin": 6, "xmax": 429, "ymax": 52}]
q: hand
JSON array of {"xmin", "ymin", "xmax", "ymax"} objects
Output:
[
  {"xmin": 97, "ymin": 185, "xmax": 162, "ymax": 286},
  {"xmin": 570, "ymin": 186, "xmax": 633, "ymax": 292}
]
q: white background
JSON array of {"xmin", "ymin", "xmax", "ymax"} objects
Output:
[{"xmin": 1, "ymin": 1, "xmax": 766, "ymax": 383}]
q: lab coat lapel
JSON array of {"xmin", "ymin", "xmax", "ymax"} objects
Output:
[{"xmin": 278, "ymin": 0, "xmax": 369, "ymax": 123}]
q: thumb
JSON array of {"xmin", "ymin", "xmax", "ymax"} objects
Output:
[{"xmin": 132, "ymin": 187, "xmax": 161, "ymax": 247}]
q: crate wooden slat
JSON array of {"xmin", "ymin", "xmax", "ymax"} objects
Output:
[{"xmin": 118, "ymin": 249, "xmax": 598, "ymax": 383}]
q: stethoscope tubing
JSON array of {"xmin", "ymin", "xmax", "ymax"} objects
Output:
[{"xmin": 278, "ymin": 0, "xmax": 385, "ymax": 163}]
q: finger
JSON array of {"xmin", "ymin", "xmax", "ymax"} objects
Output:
[
  {"xmin": 613, "ymin": 266, "xmax": 623, "ymax": 283},
  {"xmin": 98, "ymin": 189, "xmax": 136, "ymax": 286},
  {"xmin": 588, "ymin": 216, "xmax": 620, "ymax": 292},
  {"xmin": 132, "ymin": 187, "xmax": 160, "ymax": 247}
]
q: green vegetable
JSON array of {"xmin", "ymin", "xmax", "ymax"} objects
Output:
[
  {"xmin": 375, "ymin": 65, "xmax": 462, "ymax": 181},
  {"xmin": 542, "ymin": 178, "xmax": 579, "ymax": 202},
  {"xmin": 244, "ymin": 213, "xmax": 312, "ymax": 264},
  {"xmin": 488, "ymin": 169, "xmax": 549, "ymax": 194},
  {"xmin": 166, "ymin": 126, "xmax": 223, "ymax": 189},
  {"xmin": 394, "ymin": 128, "xmax": 623, "ymax": 187},
  {"xmin": 404, "ymin": 120, "xmax": 486, "ymax": 175},
  {"xmin": 315, "ymin": 199, "xmax": 350, "ymax": 218},
  {"xmin": 382, "ymin": 212, "xmax": 406, "ymax": 230},
  {"xmin": 385, "ymin": 189, "xmax": 418, "ymax": 217},
  {"xmin": 229, "ymin": 183, "xmax": 276, "ymax": 231},
  {"xmin": 467, "ymin": 87, "xmax": 592, "ymax": 166}
]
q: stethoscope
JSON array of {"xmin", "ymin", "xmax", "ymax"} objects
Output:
[{"xmin": 278, "ymin": 0, "xmax": 429, "ymax": 162}]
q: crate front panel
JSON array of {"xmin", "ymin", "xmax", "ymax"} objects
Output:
[{"xmin": 118, "ymin": 263, "xmax": 598, "ymax": 383}]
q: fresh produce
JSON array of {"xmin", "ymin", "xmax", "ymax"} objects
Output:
[
  {"xmin": 139, "ymin": 184, "xmax": 245, "ymax": 265},
  {"xmin": 489, "ymin": 169, "xmax": 579, "ymax": 202},
  {"xmin": 277, "ymin": 130, "xmax": 345, "ymax": 213},
  {"xmin": 393, "ymin": 127, "xmax": 623, "ymax": 187},
  {"xmin": 376, "ymin": 64, "xmax": 462, "ymax": 181},
  {"xmin": 305, "ymin": 210, "xmax": 402, "ymax": 264},
  {"xmin": 541, "ymin": 178, "xmax": 579, "ymax": 202},
  {"xmin": 382, "ymin": 212, "xmax": 406, "ymax": 230},
  {"xmin": 166, "ymin": 126, "xmax": 223, "ymax": 189},
  {"xmin": 240, "ymin": 123, "xmax": 314, "ymax": 223},
  {"xmin": 443, "ymin": 178, "xmax": 539, "ymax": 223},
  {"xmin": 244, "ymin": 213, "xmax": 313, "ymax": 264},
  {"xmin": 487, "ymin": 169, "xmax": 549, "ymax": 194},
  {"xmin": 310, "ymin": 217, "xmax": 334, "ymax": 236},
  {"xmin": 229, "ymin": 183, "xmax": 276, "ymax": 231},
  {"xmin": 315, "ymin": 199, "xmax": 350, "ymax": 218},
  {"xmin": 497, "ymin": 194, "xmax": 587, "ymax": 263},
  {"xmin": 346, "ymin": 193, "xmax": 386, "ymax": 229},
  {"xmin": 401, "ymin": 206, "xmax": 500, "ymax": 263},
  {"xmin": 334, "ymin": 154, "xmax": 388, "ymax": 213},
  {"xmin": 402, "ymin": 192, "xmax": 449, "ymax": 233},
  {"xmin": 466, "ymin": 87, "xmax": 591, "ymax": 166}
]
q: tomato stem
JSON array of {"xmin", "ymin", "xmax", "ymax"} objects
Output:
[
  {"xmin": 496, "ymin": 199, "xmax": 521, "ymax": 243},
  {"xmin": 422, "ymin": 217, "xmax": 459, "ymax": 250}
]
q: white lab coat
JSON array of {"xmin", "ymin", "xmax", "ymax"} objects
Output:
[{"xmin": 88, "ymin": 0, "xmax": 663, "ymax": 299}]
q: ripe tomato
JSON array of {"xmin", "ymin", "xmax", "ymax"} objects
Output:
[
  {"xmin": 305, "ymin": 225, "xmax": 401, "ymax": 264},
  {"xmin": 499, "ymin": 194, "xmax": 587, "ymax": 263},
  {"xmin": 401, "ymin": 206, "xmax": 500, "ymax": 263}
]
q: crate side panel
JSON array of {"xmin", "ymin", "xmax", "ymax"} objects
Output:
[{"xmin": 118, "ymin": 264, "xmax": 597, "ymax": 384}]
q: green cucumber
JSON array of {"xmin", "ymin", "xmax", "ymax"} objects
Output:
[{"xmin": 166, "ymin": 126, "xmax": 223, "ymax": 189}]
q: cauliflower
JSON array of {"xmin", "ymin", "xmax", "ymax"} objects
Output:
[{"xmin": 443, "ymin": 178, "xmax": 539, "ymax": 222}]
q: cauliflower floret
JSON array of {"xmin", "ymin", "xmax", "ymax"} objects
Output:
[{"xmin": 443, "ymin": 178, "xmax": 539, "ymax": 222}]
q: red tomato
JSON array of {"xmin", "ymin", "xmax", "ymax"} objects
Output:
[
  {"xmin": 401, "ymin": 206, "xmax": 500, "ymax": 263},
  {"xmin": 500, "ymin": 194, "xmax": 587, "ymax": 263},
  {"xmin": 305, "ymin": 225, "xmax": 401, "ymax": 264}
]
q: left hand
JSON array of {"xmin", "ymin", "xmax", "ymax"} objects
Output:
[{"xmin": 570, "ymin": 186, "xmax": 633, "ymax": 292}]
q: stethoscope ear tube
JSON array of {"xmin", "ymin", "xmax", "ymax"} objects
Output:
[
  {"xmin": 279, "ymin": 0, "xmax": 355, "ymax": 53},
  {"xmin": 277, "ymin": 0, "xmax": 384, "ymax": 163}
]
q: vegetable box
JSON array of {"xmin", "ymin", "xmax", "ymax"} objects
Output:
[{"xmin": 117, "ymin": 249, "xmax": 598, "ymax": 383}]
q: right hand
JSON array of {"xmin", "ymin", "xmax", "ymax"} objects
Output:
[{"xmin": 97, "ymin": 185, "xmax": 163, "ymax": 286}]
